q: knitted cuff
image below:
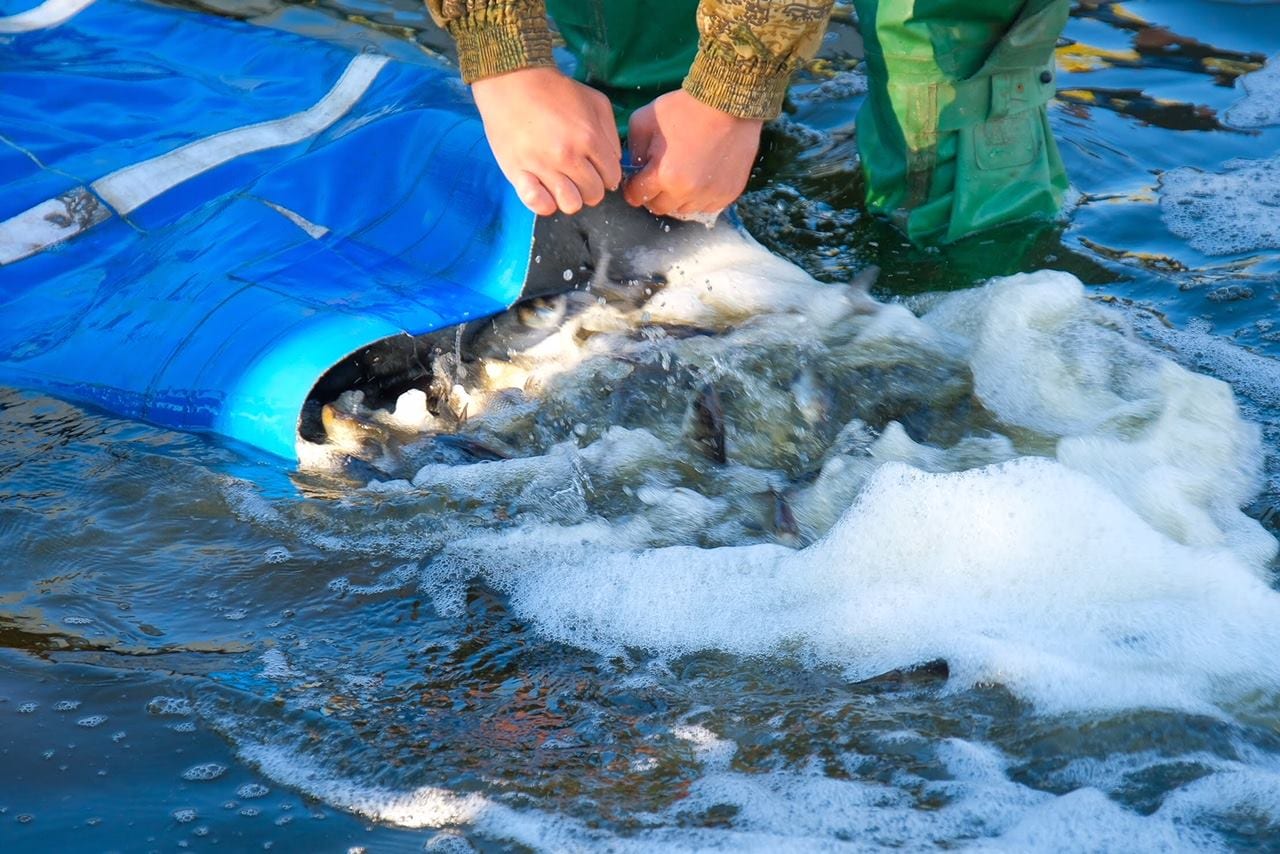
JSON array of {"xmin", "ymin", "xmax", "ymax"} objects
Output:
[
  {"xmin": 683, "ymin": 44, "xmax": 795, "ymax": 120},
  {"xmin": 448, "ymin": 4, "xmax": 555, "ymax": 84}
]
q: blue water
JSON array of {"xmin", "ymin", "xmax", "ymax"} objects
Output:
[{"xmin": 3, "ymin": 1, "xmax": 1280, "ymax": 850}]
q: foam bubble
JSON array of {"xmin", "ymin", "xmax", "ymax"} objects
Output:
[
  {"xmin": 1159, "ymin": 157, "xmax": 1280, "ymax": 256},
  {"xmin": 236, "ymin": 783, "xmax": 270, "ymax": 800},
  {"xmin": 182, "ymin": 763, "xmax": 227, "ymax": 782},
  {"xmin": 263, "ymin": 546, "xmax": 291, "ymax": 564},
  {"xmin": 146, "ymin": 696, "xmax": 193, "ymax": 716},
  {"xmin": 261, "ymin": 649, "xmax": 299, "ymax": 681},
  {"xmin": 672, "ymin": 724, "xmax": 737, "ymax": 770}
]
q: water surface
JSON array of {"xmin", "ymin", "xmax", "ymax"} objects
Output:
[{"xmin": 3, "ymin": 1, "xmax": 1280, "ymax": 850}]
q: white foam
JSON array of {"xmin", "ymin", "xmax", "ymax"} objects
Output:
[
  {"xmin": 924, "ymin": 273, "xmax": 1272, "ymax": 561},
  {"xmin": 387, "ymin": 388, "xmax": 432, "ymax": 431},
  {"xmin": 1158, "ymin": 763, "xmax": 1280, "ymax": 832},
  {"xmin": 637, "ymin": 226, "xmax": 871, "ymax": 329},
  {"xmin": 434, "ymin": 457, "xmax": 1280, "ymax": 715},
  {"xmin": 984, "ymin": 787, "xmax": 1221, "ymax": 852},
  {"xmin": 1159, "ymin": 157, "xmax": 1280, "ymax": 256},
  {"xmin": 231, "ymin": 727, "xmax": 1233, "ymax": 850},
  {"xmin": 420, "ymin": 272, "xmax": 1280, "ymax": 718},
  {"xmin": 1226, "ymin": 55, "xmax": 1280, "ymax": 128}
]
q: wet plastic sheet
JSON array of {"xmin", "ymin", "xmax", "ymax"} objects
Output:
[{"xmin": 0, "ymin": 0, "xmax": 535, "ymax": 459}]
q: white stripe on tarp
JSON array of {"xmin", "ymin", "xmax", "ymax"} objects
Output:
[
  {"xmin": 260, "ymin": 199, "xmax": 330, "ymax": 239},
  {"xmin": 0, "ymin": 188, "xmax": 109, "ymax": 266},
  {"xmin": 0, "ymin": 54, "xmax": 386, "ymax": 266},
  {"xmin": 0, "ymin": 0, "xmax": 96, "ymax": 32},
  {"xmin": 94, "ymin": 53, "xmax": 389, "ymax": 214}
]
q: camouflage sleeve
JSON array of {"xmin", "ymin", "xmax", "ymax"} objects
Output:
[
  {"xmin": 425, "ymin": 0, "xmax": 555, "ymax": 84},
  {"xmin": 684, "ymin": 0, "xmax": 835, "ymax": 120}
]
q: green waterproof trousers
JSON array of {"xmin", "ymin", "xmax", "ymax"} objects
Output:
[
  {"xmin": 545, "ymin": 0, "xmax": 1070, "ymax": 246},
  {"xmin": 853, "ymin": 0, "xmax": 1071, "ymax": 244}
]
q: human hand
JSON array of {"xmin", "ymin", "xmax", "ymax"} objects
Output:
[
  {"xmin": 471, "ymin": 67, "xmax": 623, "ymax": 217},
  {"xmin": 623, "ymin": 90, "xmax": 763, "ymax": 219}
]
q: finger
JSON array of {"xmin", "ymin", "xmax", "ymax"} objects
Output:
[
  {"xmin": 623, "ymin": 163, "xmax": 661, "ymax": 208},
  {"xmin": 545, "ymin": 171, "xmax": 584, "ymax": 215},
  {"xmin": 588, "ymin": 147, "xmax": 624, "ymax": 193},
  {"xmin": 566, "ymin": 158, "xmax": 607, "ymax": 207},
  {"xmin": 512, "ymin": 171, "xmax": 557, "ymax": 217},
  {"xmin": 642, "ymin": 191, "xmax": 678, "ymax": 218}
]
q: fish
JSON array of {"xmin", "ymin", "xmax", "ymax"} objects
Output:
[
  {"xmin": 470, "ymin": 294, "xmax": 570, "ymax": 360},
  {"xmin": 691, "ymin": 383, "xmax": 728, "ymax": 464}
]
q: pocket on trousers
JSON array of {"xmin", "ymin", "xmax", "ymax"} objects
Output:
[{"xmin": 972, "ymin": 110, "xmax": 1042, "ymax": 171}]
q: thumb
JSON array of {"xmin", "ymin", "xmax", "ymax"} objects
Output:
[{"xmin": 623, "ymin": 160, "xmax": 661, "ymax": 208}]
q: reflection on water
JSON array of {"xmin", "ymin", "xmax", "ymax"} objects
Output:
[{"xmin": 4, "ymin": 0, "xmax": 1280, "ymax": 850}]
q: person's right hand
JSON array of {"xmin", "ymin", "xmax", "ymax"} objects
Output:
[{"xmin": 470, "ymin": 67, "xmax": 623, "ymax": 217}]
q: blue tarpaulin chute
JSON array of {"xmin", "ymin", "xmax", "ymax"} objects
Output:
[{"xmin": 0, "ymin": 0, "xmax": 540, "ymax": 459}]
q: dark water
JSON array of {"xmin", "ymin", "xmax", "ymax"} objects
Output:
[{"xmin": 4, "ymin": 1, "xmax": 1280, "ymax": 851}]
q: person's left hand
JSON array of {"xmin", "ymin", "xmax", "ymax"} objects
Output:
[{"xmin": 623, "ymin": 90, "xmax": 763, "ymax": 219}]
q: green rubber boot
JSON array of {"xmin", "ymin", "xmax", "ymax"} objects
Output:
[
  {"xmin": 544, "ymin": 0, "xmax": 701, "ymax": 134},
  {"xmin": 852, "ymin": 0, "xmax": 1071, "ymax": 245}
]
